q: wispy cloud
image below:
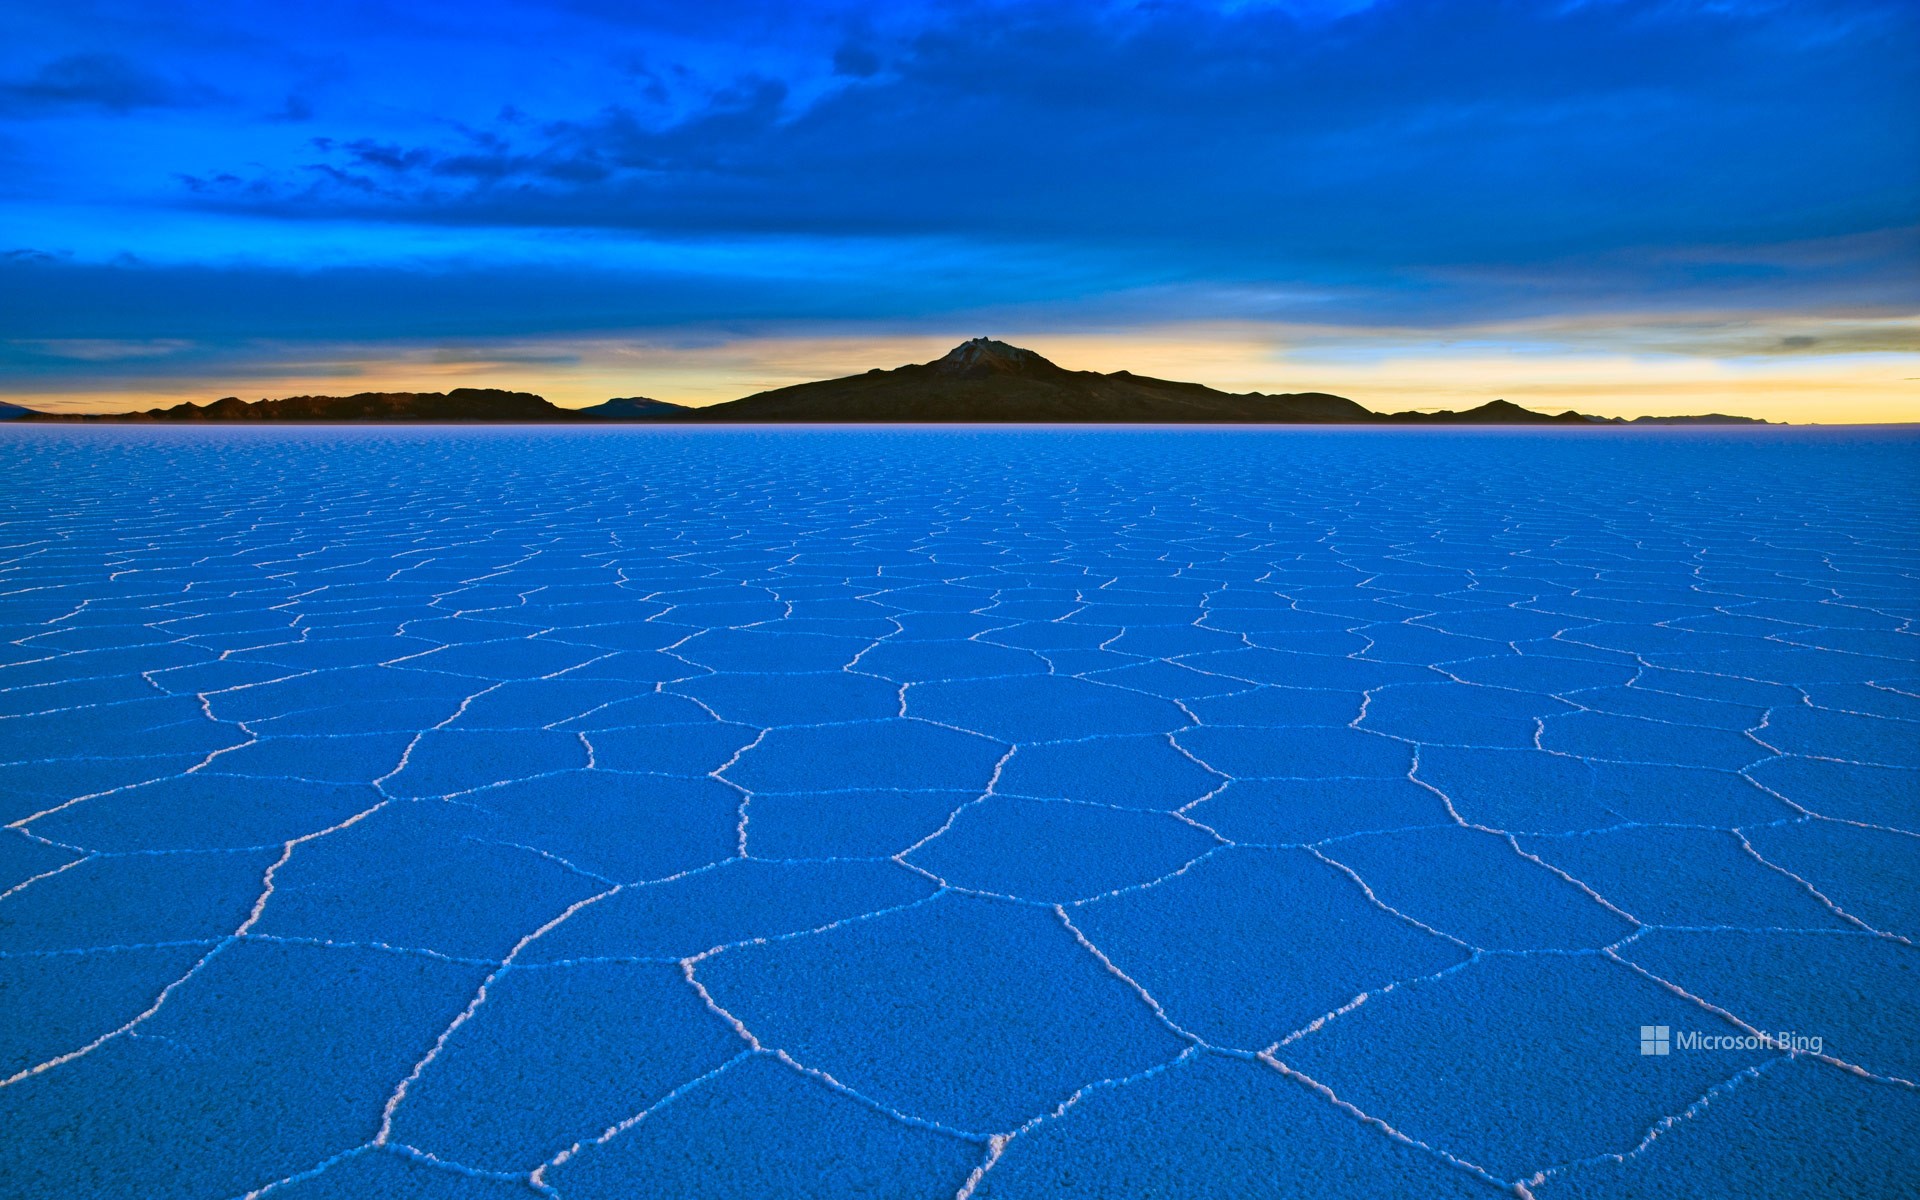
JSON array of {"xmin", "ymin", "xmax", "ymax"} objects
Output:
[{"xmin": 5, "ymin": 337, "xmax": 195, "ymax": 361}]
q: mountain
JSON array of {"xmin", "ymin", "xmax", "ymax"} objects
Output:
[
  {"xmin": 14, "ymin": 340, "xmax": 1773, "ymax": 424},
  {"xmin": 0, "ymin": 401, "xmax": 40, "ymax": 420},
  {"xmin": 679, "ymin": 338, "xmax": 1373, "ymax": 423},
  {"xmin": 576, "ymin": 396, "xmax": 693, "ymax": 418}
]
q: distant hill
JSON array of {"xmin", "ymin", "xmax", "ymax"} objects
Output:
[
  {"xmin": 0, "ymin": 401, "xmax": 39, "ymax": 420},
  {"xmin": 1374, "ymin": 398, "xmax": 1593, "ymax": 425},
  {"xmin": 26, "ymin": 388, "xmax": 690, "ymax": 423},
  {"xmin": 36, "ymin": 388, "xmax": 574, "ymax": 422},
  {"xmin": 17, "ymin": 340, "xmax": 1772, "ymax": 425},
  {"xmin": 576, "ymin": 396, "xmax": 693, "ymax": 418},
  {"xmin": 1621, "ymin": 414, "xmax": 1771, "ymax": 425}
]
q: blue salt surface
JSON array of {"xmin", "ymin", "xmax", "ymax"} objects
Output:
[
  {"xmin": 1070, "ymin": 846, "xmax": 1469, "ymax": 1048},
  {"xmin": 0, "ymin": 941, "xmax": 486, "ymax": 1198},
  {"xmin": 268, "ymin": 1147, "xmax": 535, "ymax": 1200},
  {"xmin": 1192, "ymin": 775, "xmax": 1451, "ymax": 843},
  {"xmin": 740, "ymin": 786, "xmax": 977, "ymax": 858},
  {"xmin": 1318, "ymin": 824, "xmax": 1639, "ymax": 950},
  {"xmin": 904, "ymin": 793, "xmax": 1220, "ymax": 902},
  {"xmin": 1, "ymin": 846, "xmax": 273, "ymax": 950},
  {"xmin": 582, "ymin": 719, "xmax": 757, "ymax": 776},
  {"xmin": 971, "ymin": 1051, "xmax": 1491, "ymax": 1199},
  {"xmin": 1275, "ymin": 952, "xmax": 1779, "ymax": 1181},
  {"xmin": 1530, "ymin": 1057, "xmax": 1920, "ymax": 1200},
  {"xmin": 29, "ymin": 774, "xmax": 382, "ymax": 851},
  {"xmin": 0, "ymin": 944, "xmax": 207, "ymax": 1077},
  {"xmin": 460, "ymin": 771, "xmax": 740, "ymax": 882},
  {"xmin": 1616, "ymin": 928, "xmax": 1920, "ymax": 1082},
  {"xmin": 251, "ymin": 801, "xmax": 606, "ymax": 960},
  {"xmin": 543, "ymin": 1053, "xmax": 981, "ymax": 1200},
  {"xmin": 518, "ymin": 857, "xmax": 936, "ymax": 963},
  {"xmin": 388, "ymin": 961, "xmax": 743, "ymax": 1172},
  {"xmin": 1, "ymin": 425, "xmax": 1916, "ymax": 1197},
  {"xmin": 1516, "ymin": 825, "xmax": 1858, "ymax": 930},
  {"xmin": 991, "ymin": 734, "xmax": 1224, "ymax": 810},
  {"xmin": 1741, "ymin": 818, "xmax": 1919, "ymax": 938}
]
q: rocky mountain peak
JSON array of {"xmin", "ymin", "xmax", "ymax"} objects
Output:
[{"xmin": 928, "ymin": 337, "xmax": 1059, "ymax": 377}]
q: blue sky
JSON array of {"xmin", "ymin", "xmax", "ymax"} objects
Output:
[{"xmin": 3, "ymin": 0, "xmax": 1916, "ymax": 417}]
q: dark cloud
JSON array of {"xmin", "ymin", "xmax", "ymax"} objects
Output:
[
  {"xmin": 170, "ymin": 0, "xmax": 1917, "ymax": 283},
  {"xmin": 0, "ymin": 0, "xmax": 1913, "ymax": 358},
  {"xmin": 0, "ymin": 52, "xmax": 209, "ymax": 114},
  {"xmin": 0, "ymin": 249, "xmax": 1099, "ymax": 349},
  {"xmin": 832, "ymin": 44, "xmax": 881, "ymax": 77},
  {"xmin": 4, "ymin": 223, "xmax": 1910, "ymax": 364}
]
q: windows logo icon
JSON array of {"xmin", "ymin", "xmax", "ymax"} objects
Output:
[{"xmin": 1641, "ymin": 1025, "xmax": 1671, "ymax": 1056}]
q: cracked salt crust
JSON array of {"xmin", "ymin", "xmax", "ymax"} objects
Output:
[{"xmin": 0, "ymin": 425, "xmax": 1916, "ymax": 1199}]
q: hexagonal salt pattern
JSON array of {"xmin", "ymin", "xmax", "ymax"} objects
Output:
[{"xmin": 1, "ymin": 425, "xmax": 1915, "ymax": 1199}]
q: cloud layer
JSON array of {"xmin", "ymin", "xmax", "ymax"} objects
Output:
[{"xmin": 1, "ymin": 0, "xmax": 1915, "ymax": 413}]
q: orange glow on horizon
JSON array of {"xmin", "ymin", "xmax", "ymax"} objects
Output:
[{"xmin": 10, "ymin": 321, "xmax": 1919, "ymax": 425}]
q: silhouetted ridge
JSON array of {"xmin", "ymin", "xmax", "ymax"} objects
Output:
[
  {"xmin": 33, "ymin": 388, "xmax": 688, "ymax": 423},
  {"xmin": 34, "ymin": 388, "xmax": 567, "ymax": 422},
  {"xmin": 1625, "ymin": 414, "xmax": 1771, "ymax": 425},
  {"xmin": 21, "ymin": 340, "xmax": 1773, "ymax": 424},
  {"xmin": 1377, "ymin": 398, "xmax": 1595, "ymax": 425}
]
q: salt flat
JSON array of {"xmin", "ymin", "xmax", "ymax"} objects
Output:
[{"xmin": 1, "ymin": 425, "xmax": 1915, "ymax": 1198}]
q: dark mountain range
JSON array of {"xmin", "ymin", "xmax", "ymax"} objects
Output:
[
  {"xmin": 17, "ymin": 339, "xmax": 1771, "ymax": 425},
  {"xmin": 34, "ymin": 388, "xmax": 573, "ymax": 423}
]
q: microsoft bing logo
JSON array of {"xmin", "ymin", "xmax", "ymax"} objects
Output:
[{"xmin": 1634, "ymin": 1023, "xmax": 1821, "ymax": 1055}]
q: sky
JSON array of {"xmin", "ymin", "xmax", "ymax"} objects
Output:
[{"xmin": 2, "ymin": 0, "xmax": 1916, "ymax": 420}]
